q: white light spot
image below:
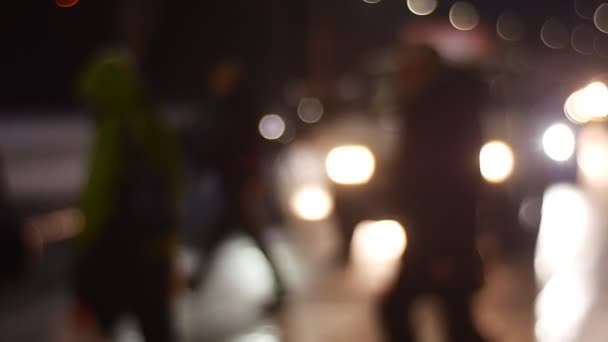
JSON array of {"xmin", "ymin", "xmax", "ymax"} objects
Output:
[
  {"xmin": 479, "ymin": 141, "xmax": 515, "ymax": 184},
  {"xmin": 289, "ymin": 185, "xmax": 334, "ymax": 221},
  {"xmin": 535, "ymin": 270, "xmax": 591, "ymax": 342},
  {"xmin": 535, "ymin": 184, "xmax": 591, "ymax": 284},
  {"xmin": 580, "ymin": 82, "xmax": 608, "ymax": 119},
  {"xmin": 363, "ymin": 0, "xmax": 382, "ymax": 3},
  {"xmin": 449, "ymin": 2, "xmax": 480, "ymax": 31},
  {"xmin": 351, "ymin": 220, "xmax": 407, "ymax": 265},
  {"xmin": 325, "ymin": 145, "xmax": 376, "ymax": 185},
  {"xmin": 407, "ymin": 0, "xmax": 438, "ymax": 16},
  {"xmin": 258, "ymin": 114, "xmax": 286, "ymax": 140},
  {"xmin": 542, "ymin": 123, "xmax": 576, "ymax": 162},
  {"xmin": 564, "ymin": 89, "xmax": 591, "ymax": 124},
  {"xmin": 541, "ymin": 18, "xmax": 570, "ymax": 49},
  {"xmin": 297, "ymin": 98, "xmax": 324, "ymax": 124},
  {"xmin": 594, "ymin": 3, "xmax": 608, "ymax": 33}
]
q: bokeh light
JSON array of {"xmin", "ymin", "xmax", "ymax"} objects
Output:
[
  {"xmin": 535, "ymin": 184, "xmax": 591, "ymax": 284},
  {"xmin": 594, "ymin": 33, "xmax": 608, "ymax": 57},
  {"xmin": 362, "ymin": 0, "xmax": 383, "ymax": 3},
  {"xmin": 297, "ymin": 98, "xmax": 324, "ymax": 124},
  {"xmin": 571, "ymin": 24, "xmax": 596, "ymax": 55},
  {"xmin": 289, "ymin": 185, "xmax": 334, "ymax": 221},
  {"xmin": 449, "ymin": 2, "xmax": 480, "ymax": 31},
  {"xmin": 535, "ymin": 270, "xmax": 591, "ymax": 342},
  {"xmin": 479, "ymin": 141, "xmax": 515, "ymax": 184},
  {"xmin": 406, "ymin": 0, "xmax": 438, "ymax": 16},
  {"xmin": 564, "ymin": 89, "xmax": 589, "ymax": 125},
  {"xmin": 579, "ymin": 82, "xmax": 608, "ymax": 120},
  {"xmin": 541, "ymin": 18, "xmax": 569, "ymax": 49},
  {"xmin": 542, "ymin": 123, "xmax": 576, "ymax": 162},
  {"xmin": 351, "ymin": 220, "xmax": 407, "ymax": 265},
  {"xmin": 55, "ymin": 0, "xmax": 80, "ymax": 7},
  {"xmin": 575, "ymin": 0, "xmax": 596, "ymax": 19},
  {"xmin": 594, "ymin": 3, "xmax": 608, "ymax": 33},
  {"xmin": 578, "ymin": 124, "xmax": 608, "ymax": 183},
  {"xmin": 519, "ymin": 196, "xmax": 543, "ymax": 230},
  {"xmin": 325, "ymin": 145, "xmax": 376, "ymax": 185},
  {"xmin": 258, "ymin": 114, "xmax": 286, "ymax": 140},
  {"xmin": 496, "ymin": 11, "xmax": 525, "ymax": 42},
  {"xmin": 564, "ymin": 82, "xmax": 608, "ymax": 124}
]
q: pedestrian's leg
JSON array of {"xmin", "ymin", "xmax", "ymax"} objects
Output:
[
  {"xmin": 189, "ymin": 212, "xmax": 232, "ymax": 290},
  {"xmin": 378, "ymin": 269, "xmax": 418, "ymax": 342},
  {"xmin": 134, "ymin": 266, "xmax": 175, "ymax": 342},
  {"xmin": 443, "ymin": 292, "xmax": 484, "ymax": 342},
  {"xmin": 244, "ymin": 222, "xmax": 287, "ymax": 299}
]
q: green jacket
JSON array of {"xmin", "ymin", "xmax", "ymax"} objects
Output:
[{"xmin": 77, "ymin": 50, "xmax": 181, "ymax": 255}]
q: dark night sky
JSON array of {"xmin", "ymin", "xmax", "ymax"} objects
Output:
[{"xmin": 0, "ymin": 0, "xmax": 600, "ymax": 110}]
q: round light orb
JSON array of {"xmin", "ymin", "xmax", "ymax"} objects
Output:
[
  {"xmin": 575, "ymin": 0, "xmax": 596, "ymax": 19},
  {"xmin": 594, "ymin": 3, "xmax": 608, "ymax": 34},
  {"xmin": 571, "ymin": 24, "xmax": 596, "ymax": 56},
  {"xmin": 580, "ymin": 82, "xmax": 608, "ymax": 119},
  {"xmin": 258, "ymin": 114, "xmax": 286, "ymax": 140},
  {"xmin": 297, "ymin": 98, "xmax": 324, "ymax": 124},
  {"xmin": 351, "ymin": 220, "xmax": 407, "ymax": 265},
  {"xmin": 542, "ymin": 123, "xmax": 576, "ymax": 162},
  {"xmin": 565, "ymin": 89, "xmax": 591, "ymax": 124},
  {"xmin": 479, "ymin": 141, "xmax": 515, "ymax": 183},
  {"xmin": 325, "ymin": 145, "xmax": 376, "ymax": 185},
  {"xmin": 407, "ymin": 0, "xmax": 438, "ymax": 16},
  {"xmin": 496, "ymin": 11, "xmax": 525, "ymax": 42},
  {"xmin": 289, "ymin": 185, "xmax": 334, "ymax": 221},
  {"xmin": 541, "ymin": 18, "xmax": 570, "ymax": 49},
  {"xmin": 449, "ymin": 2, "xmax": 480, "ymax": 31}
]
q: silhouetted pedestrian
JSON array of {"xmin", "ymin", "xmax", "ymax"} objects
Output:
[
  {"xmin": 380, "ymin": 46, "xmax": 486, "ymax": 342},
  {"xmin": 73, "ymin": 50, "xmax": 181, "ymax": 342}
]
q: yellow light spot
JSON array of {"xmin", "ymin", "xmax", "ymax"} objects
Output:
[
  {"xmin": 325, "ymin": 145, "xmax": 376, "ymax": 185},
  {"xmin": 479, "ymin": 141, "xmax": 514, "ymax": 183},
  {"xmin": 351, "ymin": 220, "xmax": 407, "ymax": 265},
  {"xmin": 289, "ymin": 185, "xmax": 334, "ymax": 221}
]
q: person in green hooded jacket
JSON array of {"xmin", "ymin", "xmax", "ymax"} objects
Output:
[{"xmin": 73, "ymin": 48, "xmax": 181, "ymax": 342}]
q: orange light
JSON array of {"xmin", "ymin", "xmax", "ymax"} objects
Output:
[{"xmin": 55, "ymin": 0, "xmax": 80, "ymax": 8}]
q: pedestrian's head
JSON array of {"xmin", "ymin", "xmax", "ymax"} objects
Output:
[
  {"xmin": 207, "ymin": 57, "xmax": 243, "ymax": 99},
  {"xmin": 394, "ymin": 45, "xmax": 441, "ymax": 102},
  {"xmin": 79, "ymin": 48, "xmax": 145, "ymax": 116}
]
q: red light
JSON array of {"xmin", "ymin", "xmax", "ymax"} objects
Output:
[{"xmin": 55, "ymin": 0, "xmax": 80, "ymax": 8}]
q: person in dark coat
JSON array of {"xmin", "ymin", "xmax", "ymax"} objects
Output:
[
  {"xmin": 184, "ymin": 57, "xmax": 286, "ymax": 305},
  {"xmin": 379, "ymin": 46, "xmax": 486, "ymax": 342}
]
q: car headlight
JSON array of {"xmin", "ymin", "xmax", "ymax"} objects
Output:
[
  {"xmin": 325, "ymin": 145, "xmax": 376, "ymax": 185},
  {"xmin": 289, "ymin": 184, "xmax": 334, "ymax": 221}
]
